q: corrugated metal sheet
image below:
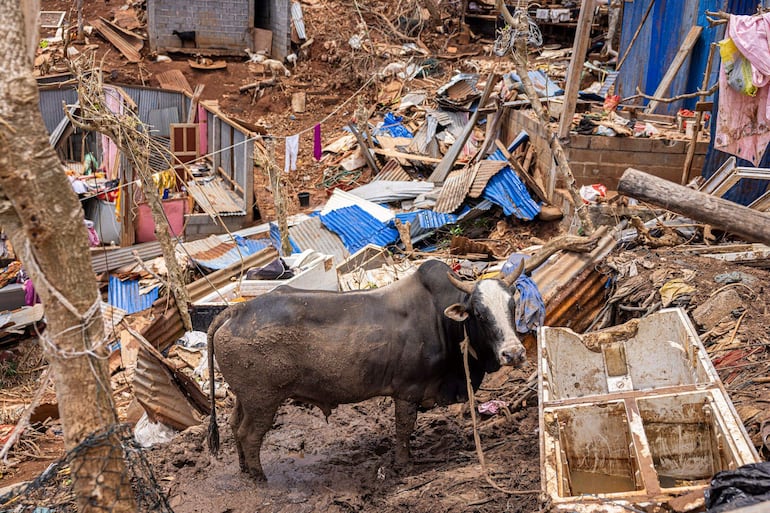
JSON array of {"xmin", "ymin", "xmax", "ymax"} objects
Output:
[
  {"xmin": 182, "ymin": 234, "xmax": 272, "ymax": 270},
  {"xmin": 434, "ymin": 167, "xmax": 475, "ymax": 213},
  {"xmin": 107, "ymin": 276, "xmax": 160, "ymax": 314},
  {"xmin": 121, "ymin": 86, "xmax": 186, "ymax": 127},
  {"xmin": 288, "ymin": 216, "xmax": 350, "ymax": 265},
  {"xmin": 186, "ymin": 176, "xmax": 246, "ymax": 216},
  {"xmin": 395, "ymin": 210, "xmax": 459, "ymax": 240},
  {"xmin": 49, "ymin": 102, "xmax": 78, "ymax": 147},
  {"xmin": 149, "ymin": 135, "xmax": 174, "ymax": 171},
  {"xmin": 91, "ymin": 241, "xmax": 163, "ymax": 274},
  {"xmin": 269, "ymin": 222, "xmax": 301, "ymax": 255},
  {"xmin": 147, "ymin": 107, "xmax": 179, "ymax": 138},
  {"xmin": 481, "ymin": 166, "xmax": 541, "ymax": 220},
  {"xmin": 426, "ymin": 108, "xmax": 469, "ymax": 138},
  {"xmin": 291, "ymin": 1, "xmax": 307, "ymax": 40},
  {"xmin": 348, "ymin": 180, "xmax": 434, "ymax": 203},
  {"xmin": 38, "ymin": 87, "xmax": 78, "ymax": 134},
  {"xmin": 373, "ymin": 159, "xmax": 412, "ymax": 181},
  {"xmin": 101, "ymin": 301, "xmax": 127, "ymax": 333},
  {"xmin": 320, "ymin": 206, "xmax": 399, "ymax": 254},
  {"xmin": 469, "ymin": 160, "xmax": 507, "ymax": 198},
  {"xmin": 321, "ymin": 188, "xmax": 394, "ymax": 222},
  {"xmin": 187, "ymin": 246, "xmax": 279, "ymax": 301}
]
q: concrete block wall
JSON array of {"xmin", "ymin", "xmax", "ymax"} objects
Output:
[
  {"xmin": 148, "ymin": 0, "xmax": 253, "ymax": 52},
  {"xmin": 502, "ymin": 109, "xmax": 708, "ymax": 191},
  {"xmin": 270, "ymin": 0, "xmax": 291, "ymax": 60}
]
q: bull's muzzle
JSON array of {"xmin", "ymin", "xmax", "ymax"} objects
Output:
[{"xmin": 499, "ymin": 347, "xmax": 526, "ymax": 367}]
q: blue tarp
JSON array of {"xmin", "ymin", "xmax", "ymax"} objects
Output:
[
  {"xmin": 501, "ymin": 254, "xmax": 545, "ymax": 333},
  {"xmin": 320, "ymin": 205, "xmax": 399, "ymax": 253},
  {"xmin": 372, "ymin": 112, "xmax": 413, "ymax": 138},
  {"xmin": 506, "ymin": 70, "xmax": 563, "ymax": 98}
]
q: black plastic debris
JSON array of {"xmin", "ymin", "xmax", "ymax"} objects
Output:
[{"xmin": 705, "ymin": 461, "xmax": 770, "ymax": 512}]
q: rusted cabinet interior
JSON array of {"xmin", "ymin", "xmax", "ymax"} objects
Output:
[{"xmin": 538, "ymin": 308, "xmax": 759, "ymax": 512}]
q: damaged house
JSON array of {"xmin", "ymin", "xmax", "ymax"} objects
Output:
[{"xmin": 147, "ymin": 0, "xmax": 303, "ymax": 58}]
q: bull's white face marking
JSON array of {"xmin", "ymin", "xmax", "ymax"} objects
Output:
[{"xmin": 476, "ymin": 280, "xmax": 524, "ymax": 365}]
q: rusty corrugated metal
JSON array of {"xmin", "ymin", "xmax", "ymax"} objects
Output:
[
  {"xmin": 181, "ymin": 234, "xmax": 271, "ymax": 270},
  {"xmin": 469, "ymin": 160, "xmax": 507, "ymax": 198},
  {"xmin": 533, "ymin": 227, "xmax": 617, "ymax": 308},
  {"xmin": 434, "ymin": 166, "xmax": 476, "ymax": 213},
  {"xmin": 373, "ymin": 159, "xmax": 411, "ymax": 181},
  {"xmin": 186, "ymin": 177, "xmax": 245, "ymax": 216},
  {"xmin": 134, "ymin": 345, "xmax": 209, "ymax": 431}
]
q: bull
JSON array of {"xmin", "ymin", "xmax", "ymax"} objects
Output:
[{"xmin": 206, "ymin": 258, "xmax": 527, "ymax": 481}]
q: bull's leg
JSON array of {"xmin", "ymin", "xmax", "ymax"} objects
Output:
[
  {"xmin": 236, "ymin": 398, "xmax": 282, "ymax": 481},
  {"xmin": 394, "ymin": 399, "xmax": 418, "ymax": 465},
  {"xmin": 230, "ymin": 398, "xmax": 247, "ymax": 473}
]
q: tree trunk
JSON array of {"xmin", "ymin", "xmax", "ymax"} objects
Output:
[
  {"xmin": 266, "ymin": 139, "xmax": 291, "ymax": 255},
  {"xmin": 0, "ymin": 1, "xmax": 135, "ymax": 511},
  {"xmin": 495, "ymin": 0, "xmax": 595, "ymax": 235},
  {"xmin": 618, "ymin": 168, "xmax": 770, "ymax": 245}
]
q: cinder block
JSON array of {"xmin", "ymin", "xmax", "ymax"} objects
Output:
[{"xmin": 650, "ymin": 139, "xmax": 687, "ymax": 153}]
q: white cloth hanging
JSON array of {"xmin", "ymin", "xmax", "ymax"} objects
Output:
[{"xmin": 284, "ymin": 134, "xmax": 299, "ymax": 173}]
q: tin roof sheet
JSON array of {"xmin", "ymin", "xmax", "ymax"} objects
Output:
[
  {"xmin": 288, "ymin": 216, "xmax": 349, "ymax": 266},
  {"xmin": 434, "ymin": 166, "xmax": 476, "ymax": 213},
  {"xmin": 481, "ymin": 166, "xmax": 541, "ymax": 220},
  {"xmin": 348, "ymin": 180, "xmax": 434, "ymax": 203},
  {"xmin": 291, "ymin": 1, "xmax": 307, "ymax": 40},
  {"xmin": 186, "ymin": 176, "xmax": 245, "ymax": 216},
  {"xmin": 182, "ymin": 234, "xmax": 272, "ymax": 270},
  {"xmin": 321, "ymin": 188, "xmax": 394, "ymax": 223},
  {"xmin": 373, "ymin": 159, "xmax": 412, "ymax": 182},
  {"xmin": 320, "ymin": 206, "xmax": 399, "ymax": 254},
  {"xmin": 469, "ymin": 160, "xmax": 507, "ymax": 198},
  {"xmin": 107, "ymin": 276, "xmax": 160, "ymax": 314}
]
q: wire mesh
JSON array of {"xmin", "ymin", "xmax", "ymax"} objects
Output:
[{"xmin": 0, "ymin": 424, "xmax": 173, "ymax": 513}]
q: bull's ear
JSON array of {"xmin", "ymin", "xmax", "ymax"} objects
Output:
[{"xmin": 444, "ymin": 303, "xmax": 469, "ymax": 322}]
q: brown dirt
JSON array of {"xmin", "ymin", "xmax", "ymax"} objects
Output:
[{"xmin": 148, "ymin": 366, "xmax": 542, "ymax": 513}]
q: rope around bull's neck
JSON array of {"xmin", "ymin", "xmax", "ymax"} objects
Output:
[{"xmin": 461, "ymin": 330, "xmax": 541, "ymax": 496}]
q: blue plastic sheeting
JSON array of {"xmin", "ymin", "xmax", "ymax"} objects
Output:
[
  {"xmin": 372, "ymin": 112, "xmax": 413, "ymax": 138},
  {"xmin": 506, "ymin": 70, "xmax": 563, "ymax": 98},
  {"xmin": 395, "ymin": 210, "xmax": 458, "ymax": 232},
  {"xmin": 501, "ymin": 254, "xmax": 545, "ymax": 334},
  {"xmin": 269, "ymin": 222, "xmax": 301, "ymax": 255},
  {"xmin": 107, "ymin": 276, "xmax": 160, "ymax": 315},
  {"xmin": 320, "ymin": 205, "xmax": 399, "ymax": 253}
]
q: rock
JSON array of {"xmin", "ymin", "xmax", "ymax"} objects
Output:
[
  {"xmin": 691, "ymin": 288, "xmax": 744, "ymax": 330},
  {"xmin": 537, "ymin": 204, "xmax": 563, "ymax": 221}
]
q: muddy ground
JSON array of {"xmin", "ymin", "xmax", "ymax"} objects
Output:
[{"xmin": 152, "ymin": 367, "xmax": 541, "ymax": 513}]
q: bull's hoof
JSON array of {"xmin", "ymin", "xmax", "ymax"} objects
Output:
[
  {"xmin": 248, "ymin": 469, "xmax": 267, "ymax": 482},
  {"xmin": 394, "ymin": 451, "xmax": 411, "ymax": 467}
]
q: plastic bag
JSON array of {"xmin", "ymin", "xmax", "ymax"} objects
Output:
[
  {"xmin": 579, "ymin": 184, "xmax": 607, "ymax": 204},
  {"xmin": 705, "ymin": 461, "xmax": 770, "ymax": 512},
  {"xmin": 720, "ymin": 38, "xmax": 758, "ymax": 96}
]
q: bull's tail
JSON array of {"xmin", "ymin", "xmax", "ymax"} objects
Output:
[{"xmin": 207, "ymin": 310, "xmax": 231, "ymax": 455}]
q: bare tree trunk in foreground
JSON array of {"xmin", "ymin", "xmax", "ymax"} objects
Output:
[{"xmin": 0, "ymin": 1, "xmax": 135, "ymax": 511}]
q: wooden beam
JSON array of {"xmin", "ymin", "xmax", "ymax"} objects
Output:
[
  {"xmin": 557, "ymin": 0, "xmax": 596, "ymax": 140},
  {"xmin": 347, "ymin": 123, "xmax": 380, "ymax": 176},
  {"xmin": 494, "ymin": 140, "xmax": 548, "ymax": 203},
  {"xmin": 371, "ymin": 148, "xmax": 442, "ymax": 163},
  {"xmin": 644, "ymin": 25, "xmax": 703, "ymax": 114},
  {"xmin": 618, "ymin": 168, "xmax": 770, "ymax": 245}
]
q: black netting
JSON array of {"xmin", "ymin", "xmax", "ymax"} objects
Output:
[{"xmin": 0, "ymin": 424, "xmax": 173, "ymax": 513}]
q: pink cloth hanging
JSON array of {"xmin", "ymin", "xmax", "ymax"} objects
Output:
[{"xmin": 313, "ymin": 123, "xmax": 322, "ymax": 161}]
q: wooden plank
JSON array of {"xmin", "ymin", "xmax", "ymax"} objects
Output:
[
  {"xmin": 371, "ymin": 148, "xmax": 442, "ymax": 163},
  {"xmin": 91, "ymin": 18, "xmax": 141, "ymax": 62},
  {"xmin": 494, "ymin": 140, "xmax": 549, "ymax": 203},
  {"xmin": 557, "ymin": 0, "xmax": 596, "ymax": 139},
  {"xmin": 644, "ymin": 25, "xmax": 703, "ymax": 114}
]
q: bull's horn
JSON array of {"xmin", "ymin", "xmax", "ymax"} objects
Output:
[
  {"xmin": 501, "ymin": 260, "xmax": 525, "ymax": 287},
  {"xmin": 447, "ymin": 271, "xmax": 475, "ymax": 295}
]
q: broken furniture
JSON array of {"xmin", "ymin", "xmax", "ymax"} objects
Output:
[{"xmin": 538, "ymin": 308, "xmax": 759, "ymax": 512}]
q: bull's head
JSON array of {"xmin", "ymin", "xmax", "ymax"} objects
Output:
[{"xmin": 444, "ymin": 261, "xmax": 527, "ymax": 371}]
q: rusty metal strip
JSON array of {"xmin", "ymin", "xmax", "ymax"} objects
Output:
[{"xmin": 469, "ymin": 160, "xmax": 507, "ymax": 198}]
